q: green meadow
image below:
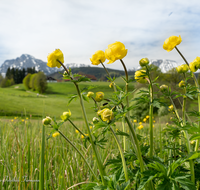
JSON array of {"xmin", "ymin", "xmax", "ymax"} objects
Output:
[{"xmin": 0, "ymin": 78, "xmax": 135, "ymax": 121}]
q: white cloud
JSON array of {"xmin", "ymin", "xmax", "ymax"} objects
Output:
[{"xmin": 0, "ymin": 0, "xmax": 200, "ymax": 70}]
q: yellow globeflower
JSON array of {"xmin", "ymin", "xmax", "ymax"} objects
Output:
[
  {"xmin": 90, "ymin": 126, "xmax": 93, "ymax": 129},
  {"xmin": 87, "ymin": 91, "xmax": 94, "ymax": 98},
  {"xmin": 146, "ymin": 115, "xmax": 149, "ymax": 119},
  {"xmin": 168, "ymin": 105, "xmax": 173, "ymax": 112},
  {"xmin": 139, "ymin": 122, "xmax": 142, "ymax": 125},
  {"xmin": 189, "ymin": 57, "xmax": 200, "ymax": 72},
  {"xmin": 81, "ymin": 135, "xmax": 84, "ymax": 139},
  {"xmin": 143, "ymin": 118, "xmax": 147, "ymax": 122},
  {"xmin": 75, "ymin": 130, "xmax": 79, "ymax": 134},
  {"xmin": 95, "ymin": 92, "xmax": 104, "ymax": 102},
  {"xmin": 179, "ymin": 80, "xmax": 186, "ymax": 88},
  {"xmin": 42, "ymin": 116, "xmax": 52, "ymax": 125},
  {"xmin": 163, "ymin": 35, "xmax": 182, "ymax": 52},
  {"xmin": 105, "ymin": 41, "xmax": 128, "ymax": 64},
  {"xmin": 139, "ymin": 58, "xmax": 149, "ymax": 67},
  {"xmin": 47, "ymin": 49, "xmax": 64, "ymax": 68},
  {"xmin": 90, "ymin": 50, "xmax": 106, "ymax": 65},
  {"xmin": 135, "ymin": 70, "xmax": 147, "ymax": 83},
  {"xmin": 138, "ymin": 125, "xmax": 144, "ymax": 130},
  {"xmin": 133, "ymin": 119, "xmax": 137, "ymax": 123},
  {"xmin": 61, "ymin": 110, "xmax": 71, "ymax": 121},
  {"xmin": 98, "ymin": 108, "xmax": 114, "ymax": 122},
  {"xmin": 52, "ymin": 132, "xmax": 60, "ymax": 138},
  {"xmin": 176, "ymin": 64, "xmax": 189, "ymax": 73}
]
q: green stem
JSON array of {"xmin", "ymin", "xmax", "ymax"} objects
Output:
[
  {"xmin": 68, "ymin": 119, "xmax": 86, "ymax": 137},
  {"xmin": 120, "ymin": 59, "xmax": 130, "ymax": 118},
  {"xmin": 110, "ymin": 127, "xmax": 129, "ymax": 182},
  {"xmin": 125, "ymin": 116, "xmax": 145, "ymax": 172},
  {"xmin": 39, "ymin": 125, "xmax": 45, "ymax": 190},
  {"xmin": 58, "ymin": 130, "xmax": 98, "ymax": 181},
  {"xmin": 122, "ymin": 118, "xmax": 127, "ymax": 151},
  {"xmin": 175, "ymin": 47, "xmax": 200, "ymax": 151},
  {"xmin": 74, "ymin": 83, "xmax": 106, "ymax": 184},
  {"xmin": 58, "ymin": 60, "xmax": 106, "ymax": 185}
]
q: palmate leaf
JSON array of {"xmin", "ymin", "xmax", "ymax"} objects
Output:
[
  {"xmin": 67, "ymin": 94, "xmax": 78, "ymax": 105},
  {"xmin": 174, "ymin": 174, "xmax": 196, "ymax": 190},
  {"xmin": 157, "ymin": 179, "xmax": 173, "ymax": 190},
  {"xmin": 138, "ymin": 170, "xmax": 158, "ymax": 190}
]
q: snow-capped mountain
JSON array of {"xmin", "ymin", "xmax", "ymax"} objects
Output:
[
  {"xmin": 150, "ymin": 59, "xmax": 181, "ymax": 73},
  {"xmin": 137, "ymin": 59, "xmax": 181, "ymax": 73},
  {"xmin": 0, "ymin": 54, "xmax": 87, "ymax": 76}
]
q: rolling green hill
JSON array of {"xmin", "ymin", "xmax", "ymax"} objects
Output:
[
  {"xmin": 0, "ymin": 79, "xmax": 135, "ymax": 120},
  {"xmin": 48, "ymin": 66, "xmax": 135, "ymax": 80}
]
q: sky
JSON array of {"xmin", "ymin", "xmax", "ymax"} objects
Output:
[{"xmin": 0, "ymin": 0, "xmax": 200, "ymax": 71}]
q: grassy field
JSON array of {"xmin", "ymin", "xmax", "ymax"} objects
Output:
[{"xmin": 0, "ymin": 78, "xmax": 134, "ymax": 121}]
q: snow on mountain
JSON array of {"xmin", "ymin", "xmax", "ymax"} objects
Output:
[
  {"xmin": 137, "ymin": 59, "xmax": 182, "ymax": 73},
  {"xmin": 0, "ymin": 54, "xmax": 87, "ymax": 76}
]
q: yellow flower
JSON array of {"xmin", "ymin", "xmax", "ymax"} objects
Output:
[
  {"xmin": 98, "ymin": 108, "xmax": 114, "ymax": 122},
  {"xmin": 90, "ymin": 126, "xmax": 93, "ymax": 129},
  {"xmin": 146, "ymin": 115, "xmax": 149, "ymax": 119},
  {"xmin": 85, "ymin": 134, "xmax": 89, "ymax": 136},
  {"xmin": 109, "ymin": 83, "xmax": 113, "ymax": 88},
  {"xmin": 139, "ymin": 58, "xmax": 149, "ymax": 67},
  {"xmin": 168, "ymin": 105, "xmax": 173, "ymax": 112},
  {"xmin": 153, "ymin": 120, "xmax": 155, "ymax": 123},
  {"xmin": 42, "ymin": 116, "xmax": 52, "ymax": 125},
  {"xmin": 81, "ymin": 135, "xmax": 84, "ymax": 139},
  {"xmin": 22, "ymin": 119, "xmax": 24, "ymax": 122},
  {"xmin": 190, "ymin": 140, "xmax": 195, "ymax": 145},
  {"xmin": 47, "ymin": 49, "xmax": 64, "ymax": 68},
  {"xmin": 95, "ymin": 92, "xmax": 104, "ymax": 102},
  {"xmin": 105, "ymin": 41, "xmax": 128, "ymax": 64},
  {"xmin": 139, "ymin": 122, "xmax": 142, "ymax": 125},
  {"xmin": 11, "ymin": 119, "xmax": 14, "ymax": 122},
  {"xmin": 135, "ymin": 70, "xmax": 147, "ymax": 83},
  {"xmin": 75, "ymin": 130, "xmax": 79, "ymax": 133},
  {"xmin": 87, "ymin": 91, "xmax": 94, "ymax": 98},
  {"xmin": 61, "ymin": 110, "xmax": 71, "ymax": 121},
  {"xmin": 90, "ymin": 50, "xmax": 106, "ymax": 65},
  {"xmin": 26, "ymin": 117, "xmax": 29, "ymax": 120},
  {"xmin": 153, "ymin": 125, "xmax": 155, "ymax": 128},
  {"xmin": 143, "ymin": 118, "xmax": 147, "ymax": 122},
  {"xmin": 138, "ymin": 125, "xmax": 144, "ymax": 130},
  {"xmin": 189, "ymin": 57, "xmax": 200, "ymax": 72},
  {"xmin": 163, "ymin": 35, "xmax": 182, "ymax": 52},
  {"xmin": 176, "ymin": 64, "xmax": 189, "ymax": 73},
  {"xmin": 179, "ymin": 80, "xmax": 186, "ymax": 88},
  {"xmin": 166, "ymin": 123, "xmax": 169, "ymax": 126},
  {"xmin": 52, "ymin": 132, "xmax": 60, "ymax": 138},
  {"xmin": 14, "ymin": 117, "xmax": 17, "ymax": 119},
  {"xmin": 133, "ymin": 119, "xmax": 137, "ymax": 123}
]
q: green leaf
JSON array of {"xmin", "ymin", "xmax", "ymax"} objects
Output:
[
  {"xmin": 174, "ymin": 175, "xmax": 196, "ymax": 190},
  {"xmin": 190, "ymin": 134, "xmax": 200, "ymax": 141},
  {"xmin": 116, "ymin": 130, "xmax": 129, "ymax": 137},
  {"xmin": 157, "ymin": 179, "xmax": 172, "ymax": 190},
  {"xmin": 82, "ymin": 94, "xmax": 89, "ymax": 102},
  {"xmin": 188, "ymin": 152, "xmax": 200, "ymax": 160}
]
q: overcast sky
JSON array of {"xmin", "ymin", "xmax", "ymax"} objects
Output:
[{"xmin": 0, "ymin": 0, "xmax": 200, "ymax": 70}]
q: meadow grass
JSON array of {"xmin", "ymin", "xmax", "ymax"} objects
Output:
[
  {"xmin": 0, "ymin": 118, "xmax": 164, "ymax": 190},
  {"xmin": 0, "ymin": 79, "xmax": 135, "ymax": 121}
]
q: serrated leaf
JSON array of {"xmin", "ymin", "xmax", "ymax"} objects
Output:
[{"xmin": 116, "ymin": 130, "xmax": 129, "ymax": 137}]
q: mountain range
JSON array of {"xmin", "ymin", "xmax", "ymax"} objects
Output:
[{"xmin": 0, "ymin": 54, "xmax": 182, "ymax": 77}]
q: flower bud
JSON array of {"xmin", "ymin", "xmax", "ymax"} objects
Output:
[
  {"xmin": 93, "ymin": 117, "xmax": 99, "ymax": 123},
  {"xmin": 160, "ymin": 85, "xmax": 168, "ymax": 93},
  {"xmin": 179, "ymin": 80, "xmax": 186, "ymax": 88},
  {"xmin": 42, "ymin": 116, "xmax": 52, "ymax": 125},
  {"xmin": 189, "ymin": 57, "xmax": 200, "ymax": 72},
  {"xmin": 61, "ymin": 110, "xmax": 71, "ymax": 121},
  {"xmin": 95, "ymin": 92, "xmax": 104, "ymax": 102},
  {"xmin": 135, "ymin": 70, "xmax": 148, "ymax": 83},
  {"xmin": 139, "ymin": 58, "xmax": 149, "ymax": 67},
  {"xmin": 87, "ymin": 91, "xmax": 94, "ymax": 98},
  {"xmin": 98, "ymin": 108, "xmax": 114, "ymax": 122},
  {"xmin": 176, "ymin": 64, "xmax": 189, "ymax": 73}
]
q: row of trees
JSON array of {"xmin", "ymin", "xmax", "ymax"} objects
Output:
[
  {"xmin": 6, "ymin": 67, "xmax": 37, "ymax": 84},
  {"xmin": 23, "ymin": 72, "xmax": 47, "ymax": 93}
]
